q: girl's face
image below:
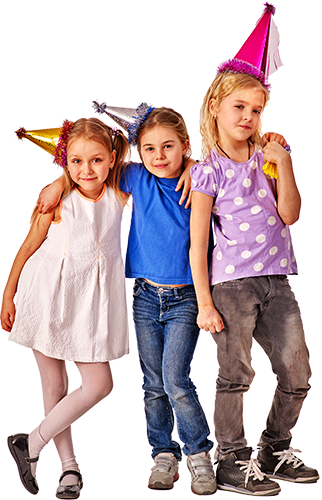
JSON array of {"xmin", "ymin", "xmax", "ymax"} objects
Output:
[
  {"xmin": 210, "ymin": 87, "xmax": 265, "ymax": 147},
  {"xmin": 139, "ymin": 125, "xmax": 189, "ymax": 179},
  {"xmin": 67, "ymin": 138, "xmax": 116, "ymax": 199}
]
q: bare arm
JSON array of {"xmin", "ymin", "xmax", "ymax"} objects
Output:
[
  {"xmin": 176, "ymin": 158, "xmax": 197, "ymax": 208},
  {"xmin": 189, "ymin": 191, "xmax": 224, "ymax": 334},
  {"xmin": 37, "ymin": 175, "xmax": 66, "ymax": 213},
  {"xmin": 1, "ymin": 211, "xmax": 54, "ymax": 331},
  {"xmin": 263, "ymin": 142, "xmax": 301, "ymax": 225}
]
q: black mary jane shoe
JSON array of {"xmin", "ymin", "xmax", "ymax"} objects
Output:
[
  {"xmin": 7, "ymin": 433, "xmax": 39, "ymax": 495},
  {"xmin": 56, "ymin": 470, "xmax": 83, "ymax": 499}
]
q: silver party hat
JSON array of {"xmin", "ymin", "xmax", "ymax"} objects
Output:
[{"xmin": 93, "ymin": 101, "xmax": 154, "ymax": 145}]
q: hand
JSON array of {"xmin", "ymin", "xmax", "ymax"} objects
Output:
[
  {"xmin": 1, "ymin": 297, "xmax": 16, "ymax": 332},
  {"xmin": 197, "ymin": 306, "xmax": 224, "ymax": 334},
  {"xmin": 263, "ymin": 141, "xmax": 291, "ymax": 167},
  {"xmin": 175, "ymin": 158, "xmax": 196, "ymax": 208},
  {"xmin": 37, "ymin": 176, "xmax": 65, "ymax": 214},
  {"xmin": 262, "ymin": 132, "xmax": 287, "ymax": 148}
]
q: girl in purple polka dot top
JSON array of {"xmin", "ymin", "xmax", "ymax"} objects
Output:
[{"xmin": 190, "ymin": 70, "xmax": 318, "ymax": 488}]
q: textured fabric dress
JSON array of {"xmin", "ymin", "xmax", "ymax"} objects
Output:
[{"xmin": 9, "ymin": 184, "xmax": 129, "ymax": 362}]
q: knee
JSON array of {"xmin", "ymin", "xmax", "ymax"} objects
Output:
[{"xmin": 45, "ymin": 373, "xmax": 68, "ymax": 406}]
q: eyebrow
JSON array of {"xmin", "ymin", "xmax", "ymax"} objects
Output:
[{"xmin": 142, "ymin": 139, "xmax": 176, "ymax": 148}]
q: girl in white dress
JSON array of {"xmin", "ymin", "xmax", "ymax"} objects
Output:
[{"xmin": 1, "ymin": 118, "xmax": 130, "ymax": 498}]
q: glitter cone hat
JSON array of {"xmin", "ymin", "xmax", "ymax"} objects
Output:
[
  {"xmin": 217, "ymin": 3, "xmax": 282, "ymax": 90},
  {"xmin": 93, "ymin": 101, "xmax": 154, "ymax": 145},
  {"xmin": 15, "ymin": 120, "xmax": 74, "ymax": 167}
]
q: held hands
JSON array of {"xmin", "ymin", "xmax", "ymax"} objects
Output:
[
  {"xmin": 1, "ymin": 297, "xmax": 15, "ymax": 332},
  {"xmin": 197, "ymin": 306, "xmax": 225, "ymax": 334}
]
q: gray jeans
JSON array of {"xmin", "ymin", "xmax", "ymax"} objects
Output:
[{"xmin": 211, "ymin": 275, "xmax": 311, "ymax": 459}]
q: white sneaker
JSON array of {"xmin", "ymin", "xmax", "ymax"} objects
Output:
[
  {"xmin": 187, "ymin": 451, "xmax": 217, "ymax": 495},
  {"xmin": 148, "ymin": 453, "xmax": 179, "ymax": 489}
]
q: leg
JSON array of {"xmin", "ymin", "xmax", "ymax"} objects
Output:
[
  {"xmin": 211, "ymin": 278, "xmax": 261, "ymax": 457},
  {"xmin": 254, "ymin": 276, "xmax": 311, "ymax": 443},
  {"xmin": 161, "ymin": 286, "xmax": 212, "ymax": 457},
  {"xmin": 33, "ymin": 350, "xmax": 79, "ymax": 474},
  {"xmin": 133, "ymin": 280, "xmax": 180, "ymax": 459}
]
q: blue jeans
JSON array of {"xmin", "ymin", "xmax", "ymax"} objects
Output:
[
  {"xmin": 211, "ymin": 275, "xmax": 311, "ymax": 458},
  {"xmin": 133, "ymin": 279, "xmax": 213, "ymax": 460}
]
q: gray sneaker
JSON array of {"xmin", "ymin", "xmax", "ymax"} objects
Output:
[
  {"xmin": 216, "ymin": 447, "xmax": 281, "ymax": 496},
  {"xmin": 187, "ymin": 451, "xmax": 217, "ymax": 495},
  {"xmin": 148, "ymin": 453, "xmax": 179, "ymax": 490}
]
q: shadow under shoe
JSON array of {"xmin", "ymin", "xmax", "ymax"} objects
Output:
[
  {"xmin": 216, "ymin": 447, "xmax": 281, "ymax": 496},
  {"xmin": 148, "ymin": 453, "xmax": 179, "ymax": 490},
  {"xmin": 8, "ymin": 434, "xmax": 39, "ymax": 495},
  {"xmin": 257, "ymin": 439, "xmax": 319, "ymax": 483}
]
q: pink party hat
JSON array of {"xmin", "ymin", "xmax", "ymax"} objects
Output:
[{"xmin": 217, "ymin": 3, "xmax": 282, "ymax": 89}]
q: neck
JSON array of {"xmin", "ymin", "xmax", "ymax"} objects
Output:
[{"xmin": 216, "ymin": 139, "xmax": 253, "ymax": 163}]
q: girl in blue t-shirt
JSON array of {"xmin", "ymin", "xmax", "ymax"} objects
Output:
[{"xmin": 37, "ymin": 107, "xmax": 283, "ymax": 495}]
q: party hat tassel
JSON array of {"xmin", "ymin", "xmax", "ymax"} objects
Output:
[{"xmin": 262, "ymin": 161, "xmax": 279, "ymax": 179}]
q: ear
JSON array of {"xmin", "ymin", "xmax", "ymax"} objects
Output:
[
  {"xmin": 182, "ymin": 139, "xmax": 190, "ymax": 156},
  {"xmin": 110, "ymin": 149, "xmax": 117, "ymax": 169},
  {"xmin": 209, "ymin": 98, "xmax": 217, "ymax": 117}
]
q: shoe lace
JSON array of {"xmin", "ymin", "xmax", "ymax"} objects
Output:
[
  {"xmin": 236, "ymin": 458, "xmax": 265, "ymax": 487},
  {"xmin": 272, "ymin": 447, "xmax": 303, "ymax": 475}
]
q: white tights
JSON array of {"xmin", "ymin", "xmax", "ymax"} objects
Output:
[{"xmin": 29, "ymin": 350, "xmax": 113, "ymax": 481}]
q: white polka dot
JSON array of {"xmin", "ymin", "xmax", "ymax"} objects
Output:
[
  {"xmin": 258, "ymin": 189, "xmax": 267, "ymax": 198},
  {"xmin": 226, "ymin": 169, "xmax": 235, "ymax": 178},
  {"xmin": 203, "ymin": 166, "xmax": 213, "ymax": 174},
  {"xmin": 242, "ymin": 178, "xmax": 252, "ymax": 188},
  {"xmin": 287, "ymin": 240, "xmax": 291, "ymax": 250},
  {"xmin": 214, "ymin": 162, "xmax": 220, "ymax": 169},
  {"xmin": 239, "ymin": 222, "xmax": 250, "ymax": 231},
  {"xmin": 213, "ymin": 183, "xmax": 218, "ymax": 192},
  {"xmin": 256, "ymin": 234, "xmax": 266, "ymax": 243},
  {"xmin": 192, "ymin": 179, "xmax": 197, "ymax": 187},
  {"xmin": 225, "ymin": 265, "xmax": 235, "ymax": 274},
  {"xmin": 251, "ymin": 205, "xmax": 262, "ymax": 215},
  {"xmin": 280, "ymin": 258, "xmax": 288, "ymax": 267},
  {"xmin": 254, "ymin": 263, "xmax": 264, "ymax": 272},
  {"xmin": 268, "ymin": 216, "xmax": 276, "ymax": 226},
  {"xmin": 269, "ymin": 246, "xmax": 278, "ymax": 255},
  {"xmin": 292, "ymin": 254, "xmax": 296, "ymax": 262},
  {"xmin": 213, "ymin": 206, "xmax": 219, "ymax": 213},
  {"xmin": 234, "ymin": 197, "xmax": 243, "ymax": 205},
  {"xmin": 225, "ymin": 214, "xmax": 233, "ymax": 221},
  {"xmin": 218, "ymin": 188, "xmax": 225, "ymax": 198},
  {"xmin": 241, "ymin": 250, "xmax": 251, "ymax": 259},
  {"xmin": 217, "ymin": 251, "xmax": 223, "ymax": 261},
  {"xmin": 251, "ymin": 161, "xmax": 257, "ymax": 170},
  {"xmin": 227, "ymin": 239, "xmax": 237, "ymax": 246},
  {"xmin": 281, "ymin": 228, "xmax": 286, "ymax": 238}
]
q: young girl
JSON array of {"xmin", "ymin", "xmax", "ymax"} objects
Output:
[
  {"xmin": 189, "ymin": 71, "xmax": 319, "ymax": 494},
  {"xmin": 1, "ymin": 118, "xmax": 130, "ymax": 498}
]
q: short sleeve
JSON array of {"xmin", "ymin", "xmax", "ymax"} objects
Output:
[
  {"xmin": 120, "ymin": 162, "xmax": 143, "ymax": 194},
  {"xmin": 191, "ymin": 161, "xmax": 218, "ymax": 197}
]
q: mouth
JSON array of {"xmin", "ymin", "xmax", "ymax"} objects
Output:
[
  {"xmin": 154, "ymin": 164, "xmax": 168, "ymax": 169},
  {"xmin": 80, "ymin": 177, "xmax": 97, "ymax": 181}
]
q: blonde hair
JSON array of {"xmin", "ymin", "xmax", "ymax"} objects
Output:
[
  {"xmin": 136, "ymin": 107, "xmax": 191, "ymax": 159},
  {"xmin": 31, "ymin": 118, "xmax": 129, "ymax": 223},
  {"xmin": 200, "ymin": 73, "xmax": 270, "ymax": 159}
]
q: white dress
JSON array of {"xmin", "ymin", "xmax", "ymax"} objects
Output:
[{"xmin": 9, "ymin": 185, "xmax": 129, "ymax": 362}]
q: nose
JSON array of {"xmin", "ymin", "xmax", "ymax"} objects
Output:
[
  {"xmin": 155, "ymin": 147, "xmax": 165, "ymax": 160},
  {"xmin": 82, "ymin": 161, "xmax": 93, "ymax": 174}
]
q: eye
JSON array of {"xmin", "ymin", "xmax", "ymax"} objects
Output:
[
  {"xmin": 71, "ymin": 158, "xmax": 81, "ymax": 164},
  {"xmin": 235, "ymin": 105, "xmax": 244, "ymax": 110},
  {"xmin": 253, "ymin": 109, "xmax": 262, "ymax": 115},
  {"xmin": 93, "ymin": 157, "xmax": 102, "ymax": 163},
  {"xmin": 145, "ymin": 147, "xmax": 154, "ymax": 152},
  {"xmin": 164, "ymin": 144, "xmax": 172, "ymax": 149}
]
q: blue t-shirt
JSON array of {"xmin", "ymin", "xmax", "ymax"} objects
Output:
[{"xmin": 120, "ymin": 162, "xmax": 213, "ymax": 285}]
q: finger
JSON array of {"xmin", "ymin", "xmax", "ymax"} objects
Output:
[{"xmin": 185, "ymin": 190, "xmax": 192, "ymax": 209}]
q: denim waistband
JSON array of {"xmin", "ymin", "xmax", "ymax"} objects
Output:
[{"xmin": 135, "ymin": 278, "xmax": 195, "ymax": 296}]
